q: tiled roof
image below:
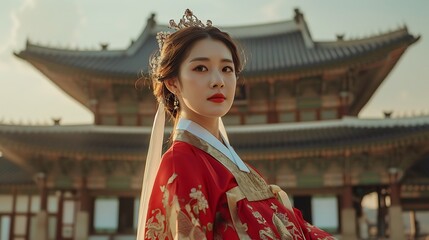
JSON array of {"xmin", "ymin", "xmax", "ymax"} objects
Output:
[
  {"xmin": 240, "ymin": 30, "xmax": 416, "ymax": 75},
  {"xmin": 230, "ymin": 117, "xmax": 429, "ymax": 150},
  {"xmin": 2, "ymin": 116, "xmax": 428, "ymax": 185},
  {"xmin": 14, "ymin": 13, "xmax": 418, "ymax": 78},
  {"xmin": 0, "ymin": 124, "xmax": 154, "ymax": 155},
  {"xmin": 1, "ymin": 116, "xmax": 428, "ymax": 154}
]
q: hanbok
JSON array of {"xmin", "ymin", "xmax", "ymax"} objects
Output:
[{"xmin": 144, "ymin": 119, "xmax": 335, "ymax": 240}]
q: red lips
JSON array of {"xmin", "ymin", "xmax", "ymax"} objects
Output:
[{"xmin": 207, "ymin": 93, "xmax": 226, "ymax": 103}]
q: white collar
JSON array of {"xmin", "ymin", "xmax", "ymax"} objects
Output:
[{"xmin": 176, "ymin": 118, "xmax": 250, "ymax": 172}]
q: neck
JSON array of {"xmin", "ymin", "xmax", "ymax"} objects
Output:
[{"xmin": 179, "ymin": 114, "xmax": 220, "ymax": 140}]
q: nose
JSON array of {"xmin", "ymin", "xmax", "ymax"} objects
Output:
[{"xmin": 210, "ymin": 70, "xmax": 225, "ymax": 88}]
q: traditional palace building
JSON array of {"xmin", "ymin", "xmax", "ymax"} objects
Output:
[{"xmin": 1, "ymin": 9, "xmax": 428, "ymax": 240}]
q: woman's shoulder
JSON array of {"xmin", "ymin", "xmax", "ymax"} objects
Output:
[
  {"xmin": 161, "ymin": 141, "xmax": 203, "ymax": 166},
  {"xmin": 158, "ymin": 141, "xmax": 213, "ymax": 181},
  {"xmin": 164, "ymin": 140, "xmax": 197, "ymax": 155}
]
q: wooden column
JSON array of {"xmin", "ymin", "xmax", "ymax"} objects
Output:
[
  {"xmin": 80, "ymin": 178, "xmax": 90, "ymax": 212},
  {"xmin": 89, "ymin": 98, "xmax": 100, "ymax": 125},
  {"xmin": 9, "ymin": 187, "xmax": 17, "ymax": 240},
  {"xmin": 35, "ymin": 173, "xmax": 48, "ymax": 240},
  {"xmin": 339, "ymin": 69, "xmax": 353, "ymax": 117},
  {"xmin": 40, "ymin": 177, "xmax": 48, "ymax": 211},
  {"xmin": 339, "ymin": 91, "xmax": 350, "ymax": 118},
  {"xmin": 376, "ymin": 187, "xmax": 387, "ymax": 238},
  {"xmin": 267, "ymin": 79, "xmax": 278, "ymax": 123},
  {"xmin": 118, "ymin": 115, "xmax": 123, "ymax": 126},
  {"xmin": 341, "ymin": 171, "xmax": 357, "ymax": 239},
  {"xmin": 74, "ymin": 178, "xmax": 90, "ymax": 240},
  {"xmin": 409, "ymin": 211, "xmax": 417, "ymax": 239},
  {"xmin": 56, "ymin": 191, "xmax": 64, "ymax": 240},
  {"xmin": 137, "ymin": 114, "xmax": 142, "ymax": 126},
  {"xmin": 342, "ymin": 184, "xmax": 353, "ymax": 209},
  {"xmin": 389, "ymin": 173, "xmax": 401, "ymax": 206},
  {"xmin": 388, "ymin": 169, "xmax": 405, "ymax": 240}
]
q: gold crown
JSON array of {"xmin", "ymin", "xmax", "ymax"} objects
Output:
[
  {"xmin": 169, "ymin": 9, "xmax": 212, "ymax": 30},
  {"xmin": 156, "ymin": 9, "xmax": 212, "ymax": 49}
]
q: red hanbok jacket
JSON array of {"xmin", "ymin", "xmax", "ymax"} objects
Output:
[{"xmin": 144, "ymin": 120, "xmax": 335, "ymax": 240}]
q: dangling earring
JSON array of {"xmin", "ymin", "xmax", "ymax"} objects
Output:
[{"xmin": 173, "ymin": 95, "xmax": 179, "ymax": 110}]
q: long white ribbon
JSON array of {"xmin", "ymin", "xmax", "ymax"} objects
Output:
[{"xmin": 137, "ymin": 102, "xmax": 165, "ymax": 240}]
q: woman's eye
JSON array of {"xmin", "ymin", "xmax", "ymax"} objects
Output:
[
  {"xmin": 193, "ymin": 65, "xmax": 208, "ymax": 72},
  {"xmin": 223, "ymin": 66, "xmax": 234, "ymax": 73}
]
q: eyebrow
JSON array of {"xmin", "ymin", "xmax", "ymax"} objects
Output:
[{"xmin": 189, "ymin": 57, "xmax": 233, "ymax": 63}]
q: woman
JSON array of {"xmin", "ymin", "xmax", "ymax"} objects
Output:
[{"xmin": 137, "ymin": 9, "xmax": 335, "ymax": 240}]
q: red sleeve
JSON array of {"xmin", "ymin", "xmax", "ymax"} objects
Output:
[
  {"xmin": 292, "ymin": 208, "xmax": 336, "ymax": 240},
  {"xmin": 145, "ymin": 142, "xmax": 217, "ymax": 240}
]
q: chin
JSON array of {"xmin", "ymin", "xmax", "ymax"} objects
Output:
[{"xmin": 204, "ymin": 110, "xmax": 229, "ymax": 119}]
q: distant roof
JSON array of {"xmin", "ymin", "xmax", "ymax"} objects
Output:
[
  {"xmin": 1, "ymin": 115, "xmax": 429, "ymax": 156},
  {"xmin": 15, "ymin": 9, "xmax": 419, "ymax": 78}
]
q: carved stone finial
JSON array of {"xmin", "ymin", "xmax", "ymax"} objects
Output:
[
  {"xmin": 294, "ymin": 8, "xmax": 304, "ymax": 23},
  {"xmin": 147, "ymin": 13, "xmax": 156, "ymax": 27},
  {"xmin": 100, "ymin": 43, "xmax": 109, "ymax": 50},
  {"xmin": 383, "ymin": 111, "xmax": 393, "ymax": 118},
  {"xmin": 336, "ymin": 34, "xmax": 345, "ymax": 41},
  {"xmin": 52, "ymin": 117, "xmax": 61, "ymax": 125}
]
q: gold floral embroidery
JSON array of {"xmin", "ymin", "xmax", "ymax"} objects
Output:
[
  {"xmin": 206, "ymin": 222, "xmax": 213, "ymax": 231},
  {"xmin": 146, "ymin": 209, "xmax": 168, "ymax": 240},
  {"xmin": 305, "ymin": 223, "xmax": 338, "ymax": 240},
  {"xmin": 271, "ymin": 203, "xmax": 303, "ymax": 240},
  {"xmin": 189, "ymin": 185, "xmax": 209, "ymax": 214},
  {"xmin": 247, "ymin": 204, "xmax": 267, "ymax": 225},
  {"xmin": 246, "ymin": 204, "xmax": 281, "ymax": 239},
  {"xmin": 177, "ymin": 211, "xmax": 207, "ymax": 239},
  {"xmin": 145, "ymin": 173, "xmax": 212, "ymax": 240},
  {"xmin": 272, "ymin": 215, "xmax": 293, "ymax": 240},
  {"xmin": 146, "ymin": 174, "xmax": 177, "ymax": 240},
  {"xmin": 259, "ymin": 226, "xmax": 278, "ymax": 240}
]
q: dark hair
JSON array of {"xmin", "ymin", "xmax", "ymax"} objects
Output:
[{"xmin": 149, "ymin": 26, "xmax": 244, "ymax": 121}]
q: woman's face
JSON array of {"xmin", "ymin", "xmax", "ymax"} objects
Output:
[{"xmin": 171, "ymin": 38, "xmax": 237, "ymax": 123}]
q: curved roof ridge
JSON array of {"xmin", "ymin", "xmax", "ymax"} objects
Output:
[
  {"xmin": 225, "ymin": 115, "xmax": 429, "ymax": 133},
  {"xmin": 148, "ymin": 19, "xmax": 299, "ymax": 39},
  {"xmin": 13, "ymin": 10, "xmax": 418, "ymax": 79},
  {"xmin": 16, "ymin": 9, "xmax": 307, "ymax": 57},
  {"xmin": 316, "ymin": 27, "xmax": 416, "ymax": 47},
  {"xmin": 221, "ymin": 19, "xmax": 299, "ymax": 38},
  {"xmin": 18, "ymin": 21, "xmax": 300, "ymax": 57},
  {"xmin": 19, "ymin": 40, "xmax": 126, "ymax": 58}
]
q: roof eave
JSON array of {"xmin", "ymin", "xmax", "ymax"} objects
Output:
[{"xmin": 350, "ymin": 34, "xmax": 420, "ymax": 115}]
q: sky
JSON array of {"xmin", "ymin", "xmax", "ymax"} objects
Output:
[{"xmin": 0, "ymin": 0, "xmax": 428, "ymax": 125}]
